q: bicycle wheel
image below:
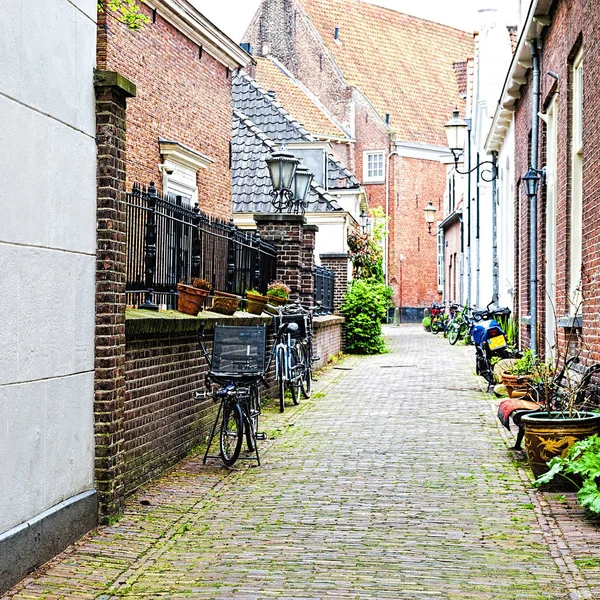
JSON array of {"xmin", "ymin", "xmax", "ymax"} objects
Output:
[
  {"xmin": 220, "ymin": 401, "xmax": 243, "ymax": 467},
  {"xmin": 299, "ymin": 344, "xmax": 312, "ymax": 398},
  {"xmin": 277, "ymin": 347, "xmax": 286, "ymax": 413},
  {"xmin": 448, "ymin": 322, "xmax": 460, "ymax": 345},
  {"xmin": 246, "ymin": 385, "xmax": 261, "ymax": 452},
  {"xmin": 288, "ymin": 346, "xmax": 300, "ymax": 405}
]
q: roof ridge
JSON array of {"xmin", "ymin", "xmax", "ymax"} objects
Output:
[{"xmin": 236, "ymin": 70, "xmax": 316, "ymax": 142}]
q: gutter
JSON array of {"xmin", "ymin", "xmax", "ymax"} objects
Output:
[{"xmin": 439, "ymin": 209, "xmax": 462, "ymax": 230}]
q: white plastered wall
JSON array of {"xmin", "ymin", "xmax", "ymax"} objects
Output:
[{"xmin": 0, "ymin": 0, "xmax": 97, "ymax": 534}]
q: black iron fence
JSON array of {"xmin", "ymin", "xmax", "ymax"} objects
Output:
[
  {"xmin": 313, "ymin": 265, "xmax": 335, "ymax": 314},
  {"xmin": 126, "ymin": 182, "xmax": 277, "ymax": 309}
]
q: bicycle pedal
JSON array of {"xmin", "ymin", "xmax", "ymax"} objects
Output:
[{"xmin": 256, "ymin": 432, "xmax": 267, "ymax": 441}]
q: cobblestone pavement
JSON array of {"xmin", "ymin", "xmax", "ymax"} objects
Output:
[{"xmin": 6, "ymin": 325, "xmax": 600, "ymax": 599}]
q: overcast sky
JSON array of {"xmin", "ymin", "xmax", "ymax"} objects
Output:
[{"xmin": 190, "ymin": 0, "xmax": 520, "ymax": 43}]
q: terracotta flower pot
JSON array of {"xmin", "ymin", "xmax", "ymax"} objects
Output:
[
  {"xmin": 211, "ymin": 290, "xmax": 242, "ymax": 315},
  {"xmin": 267, "ymin": 294, "xmax": 287, "ymax": 306},
  {"xmin": 501, "ymin": 372, "xmax": 532, "ymax": 398},
  {"xmin": 522, "ymin": 411, "xmax": 600, "ymax": 490},
  {"xmin": 176, "ymin": 283, "xmax": 209, "ymax": 316},
  {"xmin": 246, "ymin": 291, "xmax": 269, "ymax": 315}
]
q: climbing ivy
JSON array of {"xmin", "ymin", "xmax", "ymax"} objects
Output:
[{"xmin": 98, "ymin": 0, "xmax": 150, "ymax": 30}]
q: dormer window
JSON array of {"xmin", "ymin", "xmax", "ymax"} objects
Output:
[{"xmin": 363, "ymin": 150, "xmax": 385, "ymax": 183}]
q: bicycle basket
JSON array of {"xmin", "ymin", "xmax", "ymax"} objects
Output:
[
  {"xmin": 210, "ymin": 325, "xmax": 267, "ymax": 376},
  {"xmin": 276, "ymin": 314, "xmax": 308, "ymax": 339}
]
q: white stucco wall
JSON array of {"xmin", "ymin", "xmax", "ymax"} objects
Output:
[{"xmin": 0, "ymin": 0, "xmax": 97, "ymax": 534}]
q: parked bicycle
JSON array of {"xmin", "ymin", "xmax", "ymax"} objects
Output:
[
  {"xmin": 197, "ymin": 321, "xmax": 297, "ymax": 467},
  {"xmin": 429, "ymin": 302, "xmax": 447, "ymax": 334}
]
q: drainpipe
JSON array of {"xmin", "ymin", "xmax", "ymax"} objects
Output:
[
  {"xmin": 385, "ymin": 148, "xmax": 398, "ymax": 286},
  {"xmin": 476, "ymin": 153, "xmax": 481, "ymax": 308},
  {"xmin": 466, "ymin": 120, "xmax": 472, "ymax": 304},
  {"xmin": 530, "ymin": 40, "xmax": 540, "ymax": 357},
  {"xmin": 492, "ymin": 151, "xmax": 499, "ymax": 300}
]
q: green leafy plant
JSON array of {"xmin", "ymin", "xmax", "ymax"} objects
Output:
[
  {"xmin": 98, "ymin": 0, "xmax": 150, "ymax": 30},
  {"xmin": 422, "ymin": 316, "xmax": 431, "ymax": 330},
  {"xmin": 535, "ymin": 434, "xmax": 600, "ymax": 515},
  {"xmin": 267, "ymin": 280, "xmax": 291, "ymax": 299},
  {"xmin": 341, "ymin": 279, "xmax": 391, "ymax": 354},
  {"xmin": 497, "ymin": 315, "xmax": 519, "ymax": 348},
  {"xmin": 509, "ymin": 348, "xmax": 535, "ymax": 376}
]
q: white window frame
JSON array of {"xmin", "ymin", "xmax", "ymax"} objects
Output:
[
  {"xmin": 569, "ymin": 50, "xmax": 583, "ymax": 315},
  {"xmin": 158, "ymin": 138, "xmax": 214, "ymax": 205},
  {"xmin": 363, "ymin": 150, "xmax": 385, "ymax": 183}
]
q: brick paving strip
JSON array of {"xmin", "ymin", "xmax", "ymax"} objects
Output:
[{"xmin": 5, "ymin": 325, "xmax": 600, "ymax": 599}]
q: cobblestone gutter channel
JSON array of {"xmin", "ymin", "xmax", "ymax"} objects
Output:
[{"xmin": 5, "ymin": 325, "xmax": 600, "ymax": 599}]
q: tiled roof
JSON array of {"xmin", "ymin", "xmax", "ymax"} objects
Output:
[
  {"xmin": 232, "ymin": 71, "xmax": 360, "ymax": 192},
  {"xmin": 453, "ymin": 61, "xmax": 468, "ymax": 100},
  {"xmin": 254, "ymin": 57, "xmax": 350, "ymax": 140},
  {"xmin": 232, "ymin": 109, "xmax": 342, "ymax": 213},
  {"xmin": 297, "ymin": 0, "xmax": 473, "ymax": 145}
]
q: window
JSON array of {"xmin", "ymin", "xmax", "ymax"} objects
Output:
[
  {"xmin": 569, "ymin": 50, "xmax": 583, "ymax": 314},
  {"xmin": 158, "ymin": 138, "xmax": 214, "ymax": 205},
  {"xmin": 363, "ymin": 151, "xmax": 385, "ymax": 183}
]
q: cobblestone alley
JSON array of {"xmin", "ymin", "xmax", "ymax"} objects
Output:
[{"xmin": 6, "ymin": 325, "xmax": 600, "ymax": 600}]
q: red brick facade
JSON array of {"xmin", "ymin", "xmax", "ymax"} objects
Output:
[
  {"xmin": 513, "ymin": 0, "xmax": 600, "ymax": 358},
  {"xmin": 97, "ymin": 6, "xmax": 241, "ymax": 219}
]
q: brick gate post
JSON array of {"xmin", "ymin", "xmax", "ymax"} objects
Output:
[
  {"xmin": 94, "ymin": 70, "xmax": 136, "ymax": 521},
  {"xmin": 253, "ymin": 214, "xmax": 318, "ymax": 304},
  {"xmin": 319, "ymin": 253, "xmax": 351, "ymax": 314}
]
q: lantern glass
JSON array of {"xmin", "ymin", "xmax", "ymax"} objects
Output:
[
  {"xmin": 444, "ymin": 109, "xmax": 468, "ymax": 151},
  {"xmin": 266, "ymin": 151, "xmax": 299, "ymax": 191},
  {"xmin": 424, "ymin": 201, "xmax": 437, "ymax": 224},
  {"xmin": 359, "ymin": 209, "xmax": 367, "ymax": 229},
  {"xmin": 523, "ymin": 166, "xmax": 540, "ymax": 198},
  {"xmin": 294, "ymin": 164, "xmax": 313, "ymax": 202}
]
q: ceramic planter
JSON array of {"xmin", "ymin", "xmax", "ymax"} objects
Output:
[
  {"xmin": 246, "ymin": 291, "xmax": 269, "ymax": 315},
  {"xmin": 500, "ymin": 372, "xmax": 531, "ymax": 398},
  {"xmin": 211, "ymin": 290, "xmax": 242, "ymax": 315},
  {"xmin": 267, "ymin": 294, "xmax": 287, "ymax": 306},
  {"xmin": 522, "ymin": 411, "xmax": 600, "ymax": 490},
  {"xmin": 176, "ymin": 283, "xmax": 209, "ymax": 316}
]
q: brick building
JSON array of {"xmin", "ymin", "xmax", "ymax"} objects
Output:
[
  {"xmin": 244, "ymin": 0, "xmax": 471, "ymax": 318},
  {"xmin": 486, "ymin": 0, "xmax": 599, "ymax": 359},
  {"xmin": 97, "ymin": 0, "xmax": 249, "ymax": 218}
]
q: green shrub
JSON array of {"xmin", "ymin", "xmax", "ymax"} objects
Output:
[
  {"xmin": 341, "ymin": 280, "xmax": 391, "ymax": 354},
  {"xmin": 422, "ymin": 316, "xmax": 431, "ymax": 330}
]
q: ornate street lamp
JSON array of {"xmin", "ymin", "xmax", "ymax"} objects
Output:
[
  {"xmin": 523, "ymin": 165, "xmax": 544, "ymax": 198},
  {"xmin": 265, "ymin": 147, "xmax": 317, "ymax": 214},
  {"xmin": 359, "ymin": 209, "xmax": 367, "ymax": 231},
  {"xmin": 444, "ymin": 109, "xmax": 497, "ymax": 182},
  {"xmin": 423, "ymin": 201, "xmax": 437, "ymax": 235}
]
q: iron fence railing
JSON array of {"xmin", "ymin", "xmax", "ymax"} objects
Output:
[
  {"xmin": 126, "ymin": 182, "xmax": 277, "ymax": 309},
  {"xmin": 313, "ymin": 265, "xmax": 335, "ymax": 314}
]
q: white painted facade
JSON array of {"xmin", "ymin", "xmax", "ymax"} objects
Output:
[{"xmin": 0, "ymin": 0, "xmax": 97, "ymax": 534}]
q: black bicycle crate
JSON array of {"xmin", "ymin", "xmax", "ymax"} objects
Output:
[
  {"xmin": 210, "ymin": 325, "xmax": 267, "ymax": 376},
  {"xmin": 276, "ymin": 313, "xmax": 309, "ymax": 339}
]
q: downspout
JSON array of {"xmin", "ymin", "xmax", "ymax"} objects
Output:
[
  {"xmin": 530, "ymin": 40, "xmax": 540, "ymax": 357},
  {"xmin": 466, "ymin": 122, "xmax": 472, "ymax": 304},
  {"xmin": 385, "ymin": 149, "xmax": 398, "ymax": 286},
  {"xmin": 492, "ymin": 151, "xmax": 499, "ymax": 300},
  {"xmin": 476, "ymin": 153, "xmax": 481, "ymax": 307}
]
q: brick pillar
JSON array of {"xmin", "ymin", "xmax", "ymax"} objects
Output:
[
  {"xmin": 254, "ymin": 214, "xmax": 318, "ymax": 303},
  {"xmin": 94, "ymin": 70, "xmax": 136, "ymax": 521},
  {"xmin": 320, "ymin": 253, "xmax": 351, "ymax": 314}
]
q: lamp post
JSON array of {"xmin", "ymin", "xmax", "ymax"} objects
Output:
[
  {"xmin": 359, "ymin": 209, "xmax": 368, "ymax": 232},
  {"xmin": 424, "ymin": 201, "xmax": 437, "ymax": 235},
  {"xmin": 444, "ymin": 110, "xmax": 499, "ymax": 304},
  {"xmin": 265, "ymin": 147, "xmax": 314, "ymax": 214}
]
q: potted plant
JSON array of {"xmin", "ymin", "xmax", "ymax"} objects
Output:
[
  {"xmin": 521, "ymin": 357, "xmax": 600, "ymax": 488},
  {"xmin": 177, "ymin": 278, "xmax": 211, "ymax": 316},
  {"xmin": 266, "ymin": 280, "xmax": 291, "ymax": 306},
  {"xmin": 500, "ymin": 348, "xmax": 535, "ymax": 398},
  {"xmin": 535, "ymin": 434, "xmax": 600, "ymax": 512},
  {"xmin": 211, "ymin": 290, "xmax": 242, "ymax": 315},
  {"xmin": 245, "ymin": 289, "xmax": 269, "ymax": 315}
]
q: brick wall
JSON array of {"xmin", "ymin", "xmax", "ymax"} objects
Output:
[
  {"xmin": 320, "ymin": 253, "xmax": 350, "ymax": 313},
  {"xmin": 97, "ymin": 7, "xmax": 234, "ymax": 219},
  {"xmin": 121, "ymin": 312, "xmax": 343, "ymax": 496},
  {"xmin": 513, "ymin": 0, "xmax": 598, "ymax": 357}
]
